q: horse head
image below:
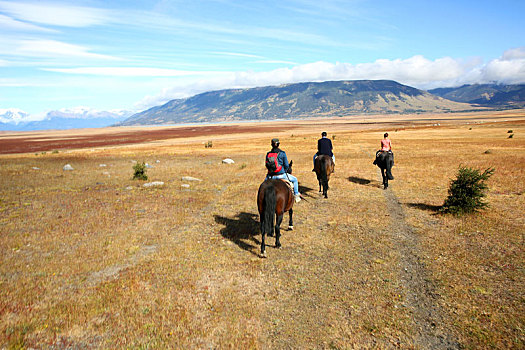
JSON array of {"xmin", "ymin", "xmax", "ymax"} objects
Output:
[{"xmin": 287, "ymin": 160, "xmax": 293, "ymax": 174}]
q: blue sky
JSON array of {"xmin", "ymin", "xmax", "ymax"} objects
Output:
[{"xmin": 0, "ymin": 0, "xmax": 524, "ymax": 119}]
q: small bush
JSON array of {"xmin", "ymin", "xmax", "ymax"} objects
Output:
[
  {"xmin": 507, "ymin": 130, "xmax": 513, "ymax": 133},
  {"xmin": 508, "ymin": 134, "xmax": 514, "ymax": 139},
  {"xmin": 132, "ymin": 162, "xmax": 148, "ymax": 180},
  {"xmin": 441, "ymin": 166, "xmax": 494, "ymax": 215},
  {"xmin": 332, "ymin": 135, "xmax": 336, "ymax": 140},
  {"xmin": 205, "ymin": 141, "xmax": 213, "ymax": 148}
]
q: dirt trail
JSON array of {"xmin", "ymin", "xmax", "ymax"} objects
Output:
[{"xmin": 381, "ymin": 174, "xmax": 459, "ymax": 349}]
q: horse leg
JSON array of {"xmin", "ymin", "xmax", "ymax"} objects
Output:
[
  {"xmin": 275, "ymin": 214, "xmax": 283, "ymax": 248},
  {"xmin": 318, "ymin": 179, "xmax": 322, "ymax": 193},
  {"xmin": 382, "ymin": 168, "xmax": 388, "ymax": 189},
  {"xmin": 288, "ymin": 208, "xmax": 293, "ymax": 230},
  {"xmin": 386, "ymin": 157, "xmax": 394, "ymax": 180}
]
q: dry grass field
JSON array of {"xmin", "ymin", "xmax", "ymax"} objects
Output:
[{"xmin": 1, "ymin": 112, "xmax": 524, "ymax": 349}]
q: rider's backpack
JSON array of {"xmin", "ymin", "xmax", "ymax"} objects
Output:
[{"xmin": 265, "ymin": 151, "xmax": 282, "ymax": 175}]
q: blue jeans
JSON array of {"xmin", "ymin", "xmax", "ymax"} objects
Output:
[{"xmin": 266, "ymin": 173, "xmax": 299, "ymax": 195}]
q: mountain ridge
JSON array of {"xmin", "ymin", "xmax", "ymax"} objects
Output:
[
  {"xmin": 119, "ymin": 80, "xmax": 477, "ymax": 126},
  {"xmin": 428, "ymin": 84, "xmax": 525, "ymax": 107},
  {"xmin": 0, "ymin": 108, "xmax": 132, "ymax": 131}
]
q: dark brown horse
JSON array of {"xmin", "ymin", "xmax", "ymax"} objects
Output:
[
  {"xmin": 257, "ymin": 162, "xmax": 294, "ymax": 258},
  {"xmin": 314, "ymin": 155, "xmax": 335, "ymax": 198},
  {"xmin": 375, "ymin": 151, "xmax": 394, "ymax": 189}
]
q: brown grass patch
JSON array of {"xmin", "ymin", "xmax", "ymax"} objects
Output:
[{"xmin": 1, "ymin": 112, "xmax": 524, "ymax": 348}]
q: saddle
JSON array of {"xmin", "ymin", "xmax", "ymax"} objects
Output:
[{"xmin": 279, "ymin": 178, "xmax": 294, "ymax": 193}]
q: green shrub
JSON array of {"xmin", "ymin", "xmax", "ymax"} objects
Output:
[
  {"xmin": 205, "ymin": 140, "xmax": 213, "ymax": 148},
  {"xmin": 441, "ymin": 166, "xmax": 494, "ymax": 215},
  {"xmin": 508, "ymin": 134, "xmax": 514, "ymax": 139},
  {"xmin": 132, "ymin": 162, "xmax": 148, "ymax": 180},
  {"xmin": 507, "ymin": 130, "xmax": 513, "ymax": 133}
]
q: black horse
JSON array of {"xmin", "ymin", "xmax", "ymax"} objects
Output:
[
  {"xmin": 314, "ymin": 155, "xmax": 334, "ymax": 198},
  {"xmin": 374, "ymin": 151, "xmax": 394, "ymax": 189},
  {"xmin": 256, "ymin": 161, "xmax": 294, "ymax": 258}
]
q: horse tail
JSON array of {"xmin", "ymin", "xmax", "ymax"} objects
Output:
[
  {"xmin": 320, "ymin": 156, "xmax": 328, "ymax": 185},
  {"xmin": 262, "ymin": 183, "xmax": 276, "ymax": 236}
]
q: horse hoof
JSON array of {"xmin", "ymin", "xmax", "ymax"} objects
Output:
[
  {"xmin": 288, "ymin": 225, "xmax": 294, "ymax": 230},
  {"xmin": 275, "ymin": 243, "xmax": 282, "ymax": 249},
  {"xmin": 260, "ymin": 252, "xmax": 267, "ymax": 258}
]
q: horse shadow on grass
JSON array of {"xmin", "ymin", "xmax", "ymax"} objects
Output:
[
  {"xmin": 406, "ymin": 203, "xmax": 442, "ymax": 213},
  {"xmin": 298, "ymin": 185, "xmax": 315, "ymax": 198},
  {"xmin": 347, "ymin": 176, "xmax": 382, "ymax": 189},
  {"xmin": 214, "ymin": 212, "xmax": 260, "ymax": 256}
]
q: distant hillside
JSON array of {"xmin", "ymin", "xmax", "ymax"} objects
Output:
[
  {"xmin": 0, "ymin": 108, "xmax": 132, "ymax": 131},
  {"xmin": 119, "ymin": 80, "xmax": 475, "ymax": 126},
  {"xmin": 428, "ymin": 84, "xmax": 525, "ymax": 107}
]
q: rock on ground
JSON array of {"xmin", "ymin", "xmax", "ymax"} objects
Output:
[
  {"xmin": 143, "ymin": 181, "xmax": 164, "ymax": 187},
  {"xmin": 63, "ymin": 164, "xmax": 74, "ymax": 171},
  {"xmin": 181, "ymin": 176, "xmax": 202, "ymax": 181},
  {"xmin": 222, "ymin": 158, "xmax": 235, "ymax": 164}
]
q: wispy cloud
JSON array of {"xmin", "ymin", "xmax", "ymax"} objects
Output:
[
  {"xmin": 254, "ymin": 60, "xmax": 297, "ymax": 65},
  {"xmin": 0, "ymin": 1, "xmax": 111, "ymax": 27},
  {"xmin": 42, "ymin": 67, "xmax": 220, "ymax": 77},
  {"xmin": 2, "ymin": 39, "xmax": 119, "ymax": 61},
  {"xmin": 0, "ymin": 14, "xmax": 57, "ymax": 32},
  {"xmin": 210, "ymin": 51, "xmax": 264, "ymax": 59}
]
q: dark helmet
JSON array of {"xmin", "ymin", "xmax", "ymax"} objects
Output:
[
  {"xmin": 271, "ymin": 138, "xmax": 280, "ymax": 147},
  {"xmin": 322, "ymin": 131, "xmax": 327, "ymax": 137}
]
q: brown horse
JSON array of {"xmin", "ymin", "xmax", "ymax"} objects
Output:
[
  {"xmin": 257, "ymin": 164, "xmax": 294, "ymax": 258},
  {"xmin": 314, "ymin": 155, "xmax": 335, "ymax": 198}
]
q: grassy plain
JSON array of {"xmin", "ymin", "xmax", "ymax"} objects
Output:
[{"xmin": 1, "ymin": 112, "xmax": 524, "ymax": 349}]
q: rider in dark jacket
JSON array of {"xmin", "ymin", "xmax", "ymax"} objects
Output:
[{"xmin": 313, "ymin": 132, "xmax": 335, "ymax": 171}]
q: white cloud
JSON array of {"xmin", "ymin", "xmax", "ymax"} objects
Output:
[
  {"xmin": 0, "ymin": 14, "xmax": 57, "ymax": 32},
  {"xmin": 42, "ymin": 67, "xmax": 218, "ymax": 77},
  {"xmin": 502, "ymin": 47, "xmax": 525, "ymax": 61},
  {"xmin": 134, "ymin": 48, "xmax": 525, "ymax": 110},
  {"xmin": 0, "ymin": 1, "xmax": 111, "ymax": 27},
  {"xmin": 11, "ymin": 39, "xmax": 119, "ymax": 60}
]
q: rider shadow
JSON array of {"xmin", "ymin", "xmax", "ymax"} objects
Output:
[
  {"xmin": 347, "ymin": 176, "xmax": 382, "ymax": 188},
  {"xmin": 298, "ymin": 185, "xmax": 315, "ymax": 198},
  {"xmin": 214, "ymin": 212, "xmax": 260, "ymax": 256},
  {"xmin": 406, "ymin": 203, "xmax": 442, "ymax": 213}
]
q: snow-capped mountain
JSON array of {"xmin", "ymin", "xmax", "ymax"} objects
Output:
[
  {"xmin": 0, "ymin": 108, "xmax": 33, "ymax": 124},
  {"xmin": 0, "ymin": 107, "xmax": 133, "ymax": 131}
]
